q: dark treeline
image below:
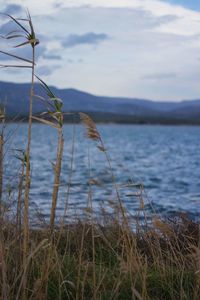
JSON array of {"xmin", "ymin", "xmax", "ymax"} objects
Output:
[{"xmin": 5, "ymin": 111, "xmax": 200, "ymax": 125}]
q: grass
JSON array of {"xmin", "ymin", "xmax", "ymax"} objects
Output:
[
  {"xmin": 0, "ymin": 10, "xmax": 200, "ymax": 300},
  {"xmin": 0, "ymin": 217, "xmax": 200, "ymax": 299}
]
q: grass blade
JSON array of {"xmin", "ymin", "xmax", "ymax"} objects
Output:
[
  {"xmin": 35, "ymin": 75, "xmax": 55, "ymax": 98},
  {"xmin": 0, "ymin": 51, "xmax": 34, "ymax": 64},
  {"xmin": 2, "ymin": 13, "xmax": 30, "ymax": 35},
  {"xmin": 32, "ymin": 116, "xmax": 59, "ymax": 129},
  {"xmin": 0, "ymin": 64, "xmax": 32, "ymax": 68},
  {"xmin": 6, "ymin": 34, "xmax": 25, "ymax": 39},
  {"xmin": 14, "ymin": 39, "xmax": 38, "ymax": 48}
]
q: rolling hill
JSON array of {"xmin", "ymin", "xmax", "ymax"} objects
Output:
[{"xmin": 0, "ymin": 81, "xmax": 200, "ymax": 124}]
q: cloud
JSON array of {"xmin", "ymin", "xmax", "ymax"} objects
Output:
[
  {"xmin": 43, "ymin": 53, "xmax": 61, "ymax": 60},
  {"xmin": 149, "ymin": 13, "xmax": 179, "ymax": 26},
  {"xmin": 37, "ymin": 65, "xmax": 60, "ymax": 76},
  {"xmin": 67, "ymin": 58, "xmax": 84, "ymax": 63},
  {"xmin": 53, "ymin": 1, "xmax": 63, "ymax": 9},
  {"xmin": 122, "ymin": 9, "xmax": 179, "ymax": 30},
  {"xmin": 62, "ymin": 32, "xmax": 109, "ymax": 48},
  {"xmin": 0, "ymin": 45, "xmax": 47, "ymax": 61},
  {"xmin": 3, "ymin": 4, "xmax": 22, "ymax": 15},
  {"xmin": 0, "ymin": 20, "xmax": 20, "ymax": 36},
  {"xmin": 1, "ymin": 0, "xmax": 200, "ymax": 100},
  {"xmin": 143, "ymin": 72, "xmax": 177, "ymax": 80}
]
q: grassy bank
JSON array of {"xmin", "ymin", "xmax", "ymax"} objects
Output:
[{"xmin": 0, "ymin": 215, "xmax": 199, "ymax": 299}]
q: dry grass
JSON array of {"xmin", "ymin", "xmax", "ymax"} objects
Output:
[{"xmin": 0, "ymin": 216, "xmax": 199, "ymax": 299}]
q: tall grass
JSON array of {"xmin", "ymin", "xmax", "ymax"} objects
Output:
[
  {"xmin": 33, "ymin": 76, "xmax": 64, "ymax": 234},
  {"xmin": 0, "ymin": 10, "xmax": 199, "ymax": 300},
  {"xmin": 0, "ymin": 105, "xmax": 5, "ymax": 212},
  {"xmin": 0, "ymin": 11, "xmax": 39, "ymax": 298}
]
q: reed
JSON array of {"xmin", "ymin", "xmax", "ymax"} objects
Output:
[
  {"xmin": 0, "ymin": 11, "xmax": 40, "ymax": 298},
  {"xmin": 0, "ymin": 105, "xmax": 5, "ymax": 214}
]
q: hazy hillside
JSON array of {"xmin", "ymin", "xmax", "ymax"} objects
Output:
[{"xmin": 0, "ymin": 81, "xmax": 200, "ymax": 123}]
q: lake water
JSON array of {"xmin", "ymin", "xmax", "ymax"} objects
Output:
[{"xmin": 3, "ymin": 123, "xmax": 200, "ymax": 223}]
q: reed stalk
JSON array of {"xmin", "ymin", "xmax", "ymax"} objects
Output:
[
  {"xmin": 0, "ymin": 234, "xmax": 8, "ymax": 300},
  {"xmin": 50, "ymin": 128, "xmax": 64, "ymax": 233},
  {"xmin": 22, "ymin": 46, "xmax": 35, "ymax": 291},
  {"xmin": 16, "ymin": 159, "xmax": 24, "ymax": 235},
  {"xmin": 0, "ymin": 11, "xmax": 40, "ymax": 298},
  {"xmin": 0, "ymin": 107, "xmax": 5, "ymax": 215},
  {"xmin": 33, "ymin": 76, "xmax": 64, "ymax": 234},
  {"xmin": 0, "ymin": 107, "xmax": 6, "ymax": 299},
  {"xmin": 16, "ymin": 151, "xmax": 26, "ymax": 264},
  {"xmin": 31, "ymin": 78, "xmax": 65, "ymax": 297}
]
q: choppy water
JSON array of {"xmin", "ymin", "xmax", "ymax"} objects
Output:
[{"xmin": 3, "ymin": 123, "xmax": 200, "ymax": 223}]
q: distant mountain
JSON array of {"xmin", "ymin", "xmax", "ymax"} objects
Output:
[{"xmin": 0, "ymin": 81, "xmax": 200, "ymax": 124}]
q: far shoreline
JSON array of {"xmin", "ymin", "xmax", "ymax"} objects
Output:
[{"xmin": 5, "ymin": 117, "xmax": 200, "ymax": 126}]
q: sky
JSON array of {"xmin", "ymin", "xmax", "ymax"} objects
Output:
[{"xmin": 0, "ymin": 0, "xmax": 200, "ymax": 101}]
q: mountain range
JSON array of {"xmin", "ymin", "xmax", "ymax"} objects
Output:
[{"xmin": 0, "ymin": 81, "xmax": 200, "ymax": 124}]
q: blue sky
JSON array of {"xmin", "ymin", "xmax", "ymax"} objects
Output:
[
  {"xmin": 0, "ymin": 0, "xmax": 200, "ymax": 101},
  {"xmin": 163, "ymin": 0, "xmax": 200, "ymax": 11}
]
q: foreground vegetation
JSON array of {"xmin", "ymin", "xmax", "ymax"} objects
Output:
[
  {"xmin": 0, "ymin": 214, "xmax": 200, "ymax": 299},
  {"xmin": 0, "ymin": 10, "xmax": 199, "ymax": 300}
]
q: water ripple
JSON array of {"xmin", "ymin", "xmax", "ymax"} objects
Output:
[{"xmin": 3, "ymin": 123, "xmax": 200, "ymax": 221}]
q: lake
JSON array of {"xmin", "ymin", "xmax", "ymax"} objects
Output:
[{"xmin": 3, "ymin": 123, "xmax": 200, "ymax": 223}]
